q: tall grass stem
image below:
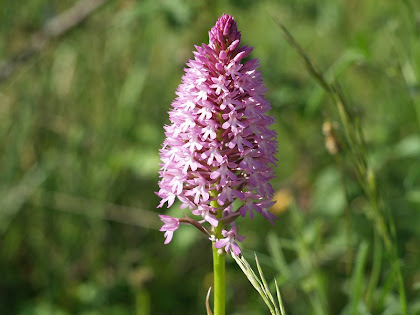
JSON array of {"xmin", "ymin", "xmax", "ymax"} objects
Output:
[{"xmin": 273, "ymin": 17, "xmax": 407, "ymax": 314}]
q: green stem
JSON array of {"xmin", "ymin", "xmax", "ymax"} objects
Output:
[
  {"xmin": 213, "ymin": 239, "xmax": 225, "ymax": 315},
  {"xmin": 366, "ymin": 231, "xmax": 382, "ymax": 309},
  {"xmin": 211, "ymin": 195, "xmax": 225, "ymax": 315}
]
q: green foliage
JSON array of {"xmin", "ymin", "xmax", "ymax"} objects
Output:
[
  {"xmin": 232, "ymin": 253, "xmax": 286, "ymax": 315},
  {"xmin": 1, "ymin": 0, "xmax": 420, "ymax": 314}
]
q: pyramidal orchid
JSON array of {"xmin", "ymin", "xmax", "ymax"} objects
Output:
[{"xmin": 157, "ymin": 14, "xmax": 277, "ymax": 314}]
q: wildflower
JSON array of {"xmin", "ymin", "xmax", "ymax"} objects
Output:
[{"xmin": 157, "ymin": 14, "xmax": 277, "ymax": 255}]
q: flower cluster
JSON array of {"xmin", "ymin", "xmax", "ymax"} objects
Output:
[{"xmin": 157, "ymin": 14, "xmax": 277, "ymax": 255}]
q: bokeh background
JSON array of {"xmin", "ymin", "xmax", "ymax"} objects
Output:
[{"xmin": 1, "ymin": 0, "xmax": 420, "ymax": 314}]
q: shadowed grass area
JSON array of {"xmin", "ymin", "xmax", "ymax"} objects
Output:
[{"xmin": 1, "ymin": 0, "xmax": 420, "ymax": 314}]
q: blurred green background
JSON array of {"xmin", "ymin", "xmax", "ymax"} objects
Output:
[{"xmin": 1, "ymin": 0, "xmax": 420, "ymax": 314}]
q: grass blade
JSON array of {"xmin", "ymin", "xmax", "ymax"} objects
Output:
[{"xmin": 351, "ymin": 241, "xmax": 369, "ymax": 315}]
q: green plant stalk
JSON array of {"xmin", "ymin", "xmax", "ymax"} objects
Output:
[
  {"xmin": 365, "ymin": 231, "xmax": 382, "ymax": 308},
  {"xmin": 351, "ymin": 241, "xmax": 369, "ymax": 315},
  {"xmin": 273, "ymin": 18, "xmax": 407, "ymax": 314},
  {"xmin": 211, "ymin": 197, "xmax": 225, "ymax": 315},
  {"xmin": 336, "ymin": 154, "xmax": 353, "ymax": 275},
  {"xmin": 212, "ymin": 242, "xmax": 225, "ymax": 315}
]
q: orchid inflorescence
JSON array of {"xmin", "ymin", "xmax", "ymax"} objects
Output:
[{"xmin": 157, "ymin": 14, "xmax": 277, "ymax": 256}]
